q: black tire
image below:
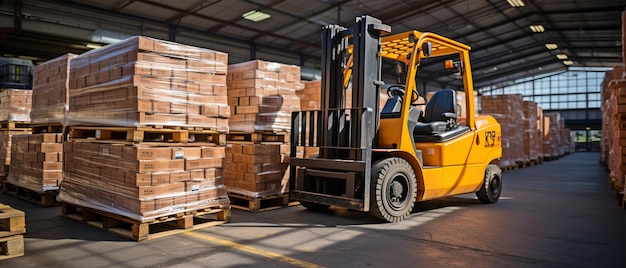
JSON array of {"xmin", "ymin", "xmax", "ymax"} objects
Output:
[
  {"xmin": 300, "ymin": 201, "xmax": 330, "ymax": 211},
  {"xmin": 476, "ymin": 164, "xmax": 502, "ymax": 203},
  {"xmin": 370, "ymin": 157, "xmax": 417, "ymax": 223}
]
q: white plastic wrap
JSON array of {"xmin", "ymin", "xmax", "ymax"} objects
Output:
[
  {"xmin": 58, "ymin": 142, "xmax": 229, "ymax": 221},
  {"xmin": 227, "ymin": 60, "xmax": 302, "ymax": 132},
  {"xmin": 6, "ymin": 133, "xmax": 62, "ymax": 192},
  {"xmin": 0, "ymin": 89, "xmax": 32, "ymax": 122},
  {"xmin": 66, "ymin": 36, "xmax": 229, "ymax": 130},
  {"xmin": 31, "ymin": 53, "xmax": 75, "ymax": 125}
]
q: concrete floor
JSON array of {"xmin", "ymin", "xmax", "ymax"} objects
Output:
[{"xmin": 2, "ymin": 152, "xmax": 626, "ymax": 268}]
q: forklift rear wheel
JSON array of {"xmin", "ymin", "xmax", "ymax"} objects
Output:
[
  {"xmin": 476, "ymin": 164, "xmax": 502, "ymax": 203},
  {"xmin": 370, "ymin": 157, "xmax": 417, "ymax": 223},
  {"xmin": 300, "ymin": 201, "xmax": 330, "ymax": 211}
]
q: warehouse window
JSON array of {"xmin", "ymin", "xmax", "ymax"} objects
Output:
[{"xmin": 479, "ymin": 68, "xmax": 607, "ymax": 111}]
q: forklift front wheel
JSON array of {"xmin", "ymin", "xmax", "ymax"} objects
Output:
[
  {"xmin": 476, "ymin": 164, "xmax": 502, "ymax": 203},
  {"xmin": 370, "ymin": 157, "xmax": 417, "ymax": 223}
]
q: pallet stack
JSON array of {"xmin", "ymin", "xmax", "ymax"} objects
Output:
[
  {"xmin": 298, "ymin": 80, "xmax": 322, "ymax": 111},
  {"xmin": 0, "ymin": 203, "xmax": 25, "ymax": 260},
  {"xmin": 522, "ymin": 101, "xmax": 541, "ymax": 163},
  {"xmin": 3, "ymin": 55, "xmax": 73, "ymax": 205},
  {"xmin": 31, "ymin": 53, "xmax": 75, "ymax": 128},
  {"xmin": 4, "ymin": 133, "xmax": 63, "ymax": 206},
  {"xmin": 0, "ymin": 89, "xmax": 32, "ymax": 182},
  {"xmin": 223, "ymin": 60, "xmax": 302, "ymax": 210},
  {"xmin": 66, "ymin": 36, "xmax": 229, "ymax": 130},
  {"xmin": 603, "ymin": 66, "xmax": 626, "ymax": 196},
  {"xmin": 481, "ymin": 94, "xmax": 525, "ymax": 169},
  {"xmin": 536, "ymin": 105, "xmax": 545, "ymax": 162},
  {"xmin": 54, "ymin": 36, "xmax": 231, "ymax": 240},
  {"xmin": 227, "ymin": 60, "xmax": 302, "ymax": 132},
  {"xmin": 542, "ymin": 112, "xmax": 562, "ymax": 160}
]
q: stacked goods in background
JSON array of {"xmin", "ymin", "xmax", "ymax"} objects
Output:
[
  {"xmin": 536, "ymin": 106, "xmax": 544, "ymax": 162},
  {"xmin": 0, "ymin": 89, "xmax": 32, "ymax": 182},
  {"xmin": 560, "ymin": 116, "xmax": 573, "ymax": 154},
  {"xmin": 522, "ymin": 101, "xmax": 541, "ymax": 162},
  {"xmin": 224, "ymin": 60, "xmax": 299, "ymax": 203},
  {"xmin": 6, "ymin": 133, "xmax": 63, "ymax": 193},
  {"xmin": 58, "ymin": 142, "xmax": 229, "ymax": 221},
  {"xmin": 604, "ymin": 68, "xmax": 626, "ymax": 195},
  {"xmin": 298, "ymin": 80, "xmax": 322, "ymax": 111},
  {"xmin": 0, "ymin": 89, "xmax": 32, "ymax": 122},
  {"xmin": 542, "ymin": 112, "xmax": 562, "ymax": 160},
  {"xmin": 223, "ymin": 143, "xmax": 289, "ymax": 197},
  {"xmin": 480, "ymin": 94, "xmax": 525, "ymax": 168},
  {"xmin": 31, "ymin": 53, "xmax": 75, "ymax": 125},
  {"xmin": 67, "ymin": 36, "xmax": 229, "ymax": 130},
  {"xmin": 2, "ymin": 55, "xmax": 73, "ymax": 200},
  {"xmin": 226, "ymin": 60, "xmax": 301, "ymax": 132},
  {"xmin": 600, "ymin": 65, "xmax": 623, "ymax": 167}
]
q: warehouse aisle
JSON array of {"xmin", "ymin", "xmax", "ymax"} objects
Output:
[{"xmin": 2, "ymin": 152, "xmax": 625, "ymax": 268}]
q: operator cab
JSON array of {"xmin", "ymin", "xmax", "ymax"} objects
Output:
[{"xmin": 380, "ymin": 59, "xmax": 470, "ymax": 143}]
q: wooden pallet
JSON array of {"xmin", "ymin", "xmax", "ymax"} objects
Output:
[
  {"xmin": 0, "ymin": 121, "xmax": 31, "ymax": 131},
  {"xmin": 68, "ymin": 126, "xmax": 191, "ymax": 144},
  {"xmin": 189, "ymin": 130, "xmax": 226, "ymax": 145},
  {"xmin": 68, "ymin": 126, "xmax": 226, "ymax": 145},
  {"xmin": 228, "ymin": 192, "xmax": 298, "ymax": 212},
  {"xmin": 0, "ymin": 203, "xmax": 26, "ymax": 236},
  {"xmin": 0, "ymin": 235, "xmax": 24, "ymax": 260},
  {"xmin": 61, "ymin": 203, "xmax": 231, "ymax": 241},
  {"xmin": 0, "ymin": 204, "xmax": 25, "ymax": 261},
  {"xmin": 226, "ymin": 131, "xmax": 288, "ymax": 144},
  {"xmin": 32, "ymin": 124, "xmax": 64, "ymax": 134},
  {"xmin": 2, "ymin": 182, "xmax": 59, "ymax": 207},
  {"xmin": 501, "ymin": 164, "xmax": 519, "ymax": 172}
]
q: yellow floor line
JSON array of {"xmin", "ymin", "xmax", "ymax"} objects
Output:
[{"xmin": 184, "ymin": 231, "xmax": 326, "ymax": 268}]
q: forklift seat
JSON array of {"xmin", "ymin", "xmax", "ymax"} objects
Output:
[{"xmin": 413, "ymin": 89, "xmax": 470, "ymax": 142}]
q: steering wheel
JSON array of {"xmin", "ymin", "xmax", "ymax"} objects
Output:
[{"xmin": 387, "ymin": 85, "xmax": 419, "ymax": 103}]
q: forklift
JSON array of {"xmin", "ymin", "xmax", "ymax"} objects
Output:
[{"xmin": 289, "ymin": 16, "xmax": 503, "ymax": 222}]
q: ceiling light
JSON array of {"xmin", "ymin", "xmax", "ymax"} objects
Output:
[
  {"xmin": 18, "ymin": 56, "xmax": 38, "ymax": 61},
  {"xmin": 507, "ymin": 0, "xmax": 525, "ymax": 7},
  {"xmin": 556, "ymin": 54, "xmax": 568, "ymax": 59},
  {"xmin": 545, "ymin": 43, "xmax": 558, "ymax": 50},
  {"xmin": 86, "ymin": 43, "xmax": 102, "ymax": 49},
  {"xmin": 530, "ymin": 25, "xmax": 544, "ymax": 33},
  {"xmin": 563, "ymin": 60, "xmax": 574, "ymax": 65},
  {"xmin": 242, "ymin": 10, "xmax": 271, "ymax": 22}
]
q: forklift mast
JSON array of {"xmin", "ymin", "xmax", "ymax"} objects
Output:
[{"xmin": 289, "ymin": 16, "xmax": 390, "ymax": 211}]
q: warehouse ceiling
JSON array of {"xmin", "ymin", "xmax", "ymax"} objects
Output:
[{"xmin": 1, "ymin": 0, "xmax": 624, "ymax": 90}]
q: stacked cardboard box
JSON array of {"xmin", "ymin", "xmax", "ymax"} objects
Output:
[
  {"xmin": 522, "ymin": 101, "xmax": 540, "ymax": 161},
  {"xmin": 542, "ymin": 112, "xmax": 562, "ymax": 159},
  {"xmin": 600, "ymin": 66, "xmax": 623, "ymax": 166},
  {"xmin": 67, "ymin": 36, "xmax": 229, "ymax": 130},
  {"xmin": 31, "ymin": 53, "xmax": 75, "ymax": 125},
  {"xmin": 298, "ymin": 80, "xmax": 322, "ymax": 111},
  {"xmin": 0, "ymin": 89, "xmax": 31, "ymax": 122},
  {"xmin": 481, "ymin": 94, "xmax": 525, "ymax": 168},
  {"xmin": 0, "ymin": 88, "xmax": 33, "ymax": 181},
  {"xmin": 0, "ymin": 130, "xmax": 30, "ymax": 180},
  {"xmin": 562, "ymin": 127, "xmax": 573, "ymax": 154},
  {"xmin": 536, "ymin": 106, "xmax": 544, "ymax": 161},
  {"xmin": 605, "ymin": 76, "xmax": 626, "ymax": 192},
  {"xmin": 223, "ymin": 143, "xmax": 289, "ymax": 197},
  {"xmin": 6, "ymin": 133, "xmax": 63, "ymax": 192},
  {"xmin": 58, "ymin": 142, "xmax": 229, "ymax": 221},
  {"xmin": 227, "ymin": 60, "xmax": 302, "ymax": 132}
]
